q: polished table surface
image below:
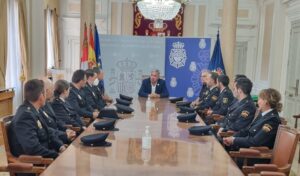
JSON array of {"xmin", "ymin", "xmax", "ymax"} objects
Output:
[{"xmin": 41, "ymin": 98, "xmax": 243, "ymax": 176}]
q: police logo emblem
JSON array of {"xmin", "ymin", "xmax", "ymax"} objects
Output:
[
  {"xmin": 241, "ymin": 111, "xmax": 249, "ymax": 118},
  {"xmin": 262, "ymin": 124, "xmax": 272, "ymax": 133},
  {"xmin": 223, "ymin": 98, "xmax": 228, "ymax": 104},
  {"xmin": 211, "ymin": 95, "xmax": 218, "ymax": 101}
]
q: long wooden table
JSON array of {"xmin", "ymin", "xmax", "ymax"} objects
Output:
[{"xmin": 41, "ymin": 98, "xmax": 243, "ymax": 176}]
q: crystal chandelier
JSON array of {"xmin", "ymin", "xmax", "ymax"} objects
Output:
[{"xmin": 134, "ymin": 0, "xmax": 189, "ymax": 28}]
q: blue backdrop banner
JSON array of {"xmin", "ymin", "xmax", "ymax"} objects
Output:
[{"xmin": 165, "ymin": 38, "xmax": 211, "ymax": 101}]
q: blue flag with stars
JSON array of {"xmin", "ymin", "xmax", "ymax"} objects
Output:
[
  {"xmin": 94, "ymin": 25, "xmax": 102, "ymax": 69},
  {"xmin": 208, "ymin": 31, "xmax": 226, "ymax": 75}
]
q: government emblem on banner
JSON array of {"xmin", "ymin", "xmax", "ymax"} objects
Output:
[{"xmin": 169, "ymin": 42, "xmax": 187, "ymax": 69}]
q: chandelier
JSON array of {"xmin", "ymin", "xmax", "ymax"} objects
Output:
[{"xmin": 134, "ymin": 0, "xmax": 189, "ymax": 28}]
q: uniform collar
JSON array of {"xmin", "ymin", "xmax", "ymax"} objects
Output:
[{"xmin": 262, "ymin": 109, "xmax": 273, "ymax": 117}]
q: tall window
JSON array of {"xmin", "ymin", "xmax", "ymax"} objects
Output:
[
  {"xmin": 6, "ymin": 0, "xmax": 22, "ymax": 111},
  {"xmin": 46, "ymin": 8, "xmax": 55, "ymax": 69}
]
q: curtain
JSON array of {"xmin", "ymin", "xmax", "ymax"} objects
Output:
[
  {"xmin": 46, "ymin": 8, "xmax": 61, "ymax": 69},
  {"xmin": 6, "ymin": 0, "xmax": 22, "ymax": 111},
  {"xmin": 0, "ymin": 0, "xmax": 8, "ymax": 88},
  {"xmin": 18, "ymin": 0, "xmax": 29, "ymax": 82}
]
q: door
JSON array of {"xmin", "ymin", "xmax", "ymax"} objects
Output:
[{"xmin": 283, "ymin": 20, "xmax": 300, "ymax": 127}]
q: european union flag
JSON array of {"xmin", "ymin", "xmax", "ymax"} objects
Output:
[
  {"xmin": 94, "ymin": 25, "xmax": 102, "ymax": 69},
  {"xmin": 208, "ymin": 31, "xmax": 226, "ymax": 75}
]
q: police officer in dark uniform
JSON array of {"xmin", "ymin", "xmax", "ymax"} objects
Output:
[
  {"xmin": 9, "ymin": 79, "xmax": 66, "ymax": 159},
  {"xmin": 67, "ymin": 69, "xmax": 99, "ymax": 121},
  {"xmin": 217, "ymin": 77, "xmax": 256, "ymax": 135},
  {"xmin": 207, "ymin": 75, "xmax": 234, "ymax": 116},
  {"xmin": 83, "ymin": 69, "xmax": 106, "ymax": 111},
  {"xmin": 40, "ymin": 78, "xmax": 76, "ymax": 144},
  {"xmin": 51, "ymin": 80, "xmax": 85, "ymax": 129},
  {"xmin": 223, "ymin": 88, "xmax": 282, "ymax": 166},
  {"xmin": 93, "ymin": 67, "xmax": 113, "ymax": 103},
  {"xmin": 194, "ymin": 71, "xmax": 220, "ymax": 110},
  {"xmin": 191, "ymin": 70, "xmax": 209, "ymax": 107}
]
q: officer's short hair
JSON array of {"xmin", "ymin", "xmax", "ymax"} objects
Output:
[
  {"xmin": 72, "ymin": 69, "xmax": 85, "ymax": 83},
  {"xmin": 85, "ymin": 69, "xmax": 95, "ymax": 79},
  {"xmin": 218, "ymin": 75, "xmax": 230, "ymax": 87},
  {"xmin": 92, "ymin": 67, "xmax": 102, "ymax": 74},
  {"xmin": 24, "ymin": 79, "xmax": 44, "ymax": 102},
  {"xmin": 234, "ymin": 74, "xmax": 247, "ymax": 82},
  {"xmin": 235, "ymin": 77, "xmax": 252, "ymax": 95},
  {"xmin": 209, "ymin": 72, "xmax": 218, "ymax": 83},
  {"xmin": 54, "ymin": 80, "xmax": 70, "ymax": 97}
]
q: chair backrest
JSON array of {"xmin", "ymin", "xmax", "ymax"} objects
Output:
[
  {"xmin": 0, "ymin": 116, "xmax": 13, "ymax": 154},
  {"xmin": 279, "ymin": 117, "xmax": 287, "ymax": 125},
  {"xmin": 271, "ymin": 125, "xmax": 299, "ymax": 170}
]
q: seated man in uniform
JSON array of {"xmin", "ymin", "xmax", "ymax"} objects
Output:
[
  {"xmin": 191, "ymin": 70, "xmax": 210, "ymax": 107},
  {"xmin": 9, "ymin": 79, "xmax": 66, "ymax": 159},
  {"xmin": 67, "ymin": 69, "xmax": 99, "ymax": 121},
  {"xmin": 138, "ymin": 69, "xmax": 169, "ymax": 98},
  {"xmin": 217, "ymin": 77, "xmax": 256, "ymax": 136},
  {"xmin": 192, "ymin": 71, "xmax": 220, "ymax": 110},
  {"xmin": 52, "ymin": 79, "xmax": 85, "ymax": 130},
  {"xmin": 93, "ymin": 67, "xmax": 113, "ymax": 103},
  {"xmin": 83, "ymin": 69, "xmax": 106, "ymax": 111},
  {"xmin": 206, "ymin": 74, "xmax": 234, "ymax": 117},
  {"xmin": 40, "ymin": 78, "xmax": 76, "ymax": 144}
]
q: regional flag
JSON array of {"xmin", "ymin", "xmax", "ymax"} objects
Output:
[{"xmin": 80, "ymin": 23, "xmax": 88, "ymax": 70}]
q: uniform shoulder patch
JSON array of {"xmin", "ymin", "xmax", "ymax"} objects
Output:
[
  {"xmin": 241, "ymin": 111, "xmax": 249, "ymax": 118},
  {"xmin": 211, "ymin": 95, "xmax": 218, "ymax": 101},
  {"xmin": 262, "ymin": 124, "xmax": 272, "ymax": 133},
  {"xmin": 223, "ymin": 98, "xmax": 228, "ymax": 104}
]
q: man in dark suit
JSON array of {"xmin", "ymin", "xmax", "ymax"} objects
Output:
[
  {"xmin": 138, "ymin": 69, "xmax": 169, "ymax": 98},
  {"xmin": 9, "ymin": 79, "xmax": 66, "ymax": 159}
]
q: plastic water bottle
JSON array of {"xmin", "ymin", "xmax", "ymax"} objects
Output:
[
  {"xmin": 146, "ymin": 97, "xmax": 152, "ymax": 108},
  {"xmin": 142, "ymin": 126, "xmax": 151, "ymax": 149}
]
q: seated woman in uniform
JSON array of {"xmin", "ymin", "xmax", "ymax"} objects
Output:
[
  {"xmin": 223, "ymin": 88, "xmax": 282, "ymax": 150},
  {"xmin": 51, "ymin": 80, "xmax": 85, "ymax": 130}
]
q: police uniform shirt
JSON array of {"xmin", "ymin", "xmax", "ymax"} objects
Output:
[
  {"xmin": 211, "ymin": 87, "xmax": 234, "ymax": 116},
  {"xmin": 198, "ymin": 86, "xmax": 220, "ymax": 110},
  {"xmin": 232, "ymin": 109, "xmax": 281, "ymax": 149},
  {"xmin": 222, "ymin": 95, "xmax": 256, "ymax": 132},
  {"xmin": 67, "ymin": 84, "xmax": 94, "ymax": 119},
  {"xmin": 9, "ymin": 101, "xmax": 63, "ymax": 158},
  {"xmin": 51, "ymin": 97, "xmax": 84, "ymax": 128}
]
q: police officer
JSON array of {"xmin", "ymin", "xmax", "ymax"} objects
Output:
[
  {"xmin": 191, "ymin": 70, "xmax": 209, "ymax": 107},
  {"xmin": 9, "ymin": 79, "xmax": 66, "ymax": 158},
  {"xmin": 40, "ymin": 78, "xmax": 76, "ymax": 144},
  {"xmin": 83, "ymin": 69, "xmax": 106, "ymax": 111},
  {"xmin": 194, "ymin": 71, "xmax": 220, "ymax": 110},
  {"xmin": 207, "ymin": 74, "xmax": 234, "ymax": 116},
  {"xmin": 217, "ymin": 77, "xmax": 256, "ymax": 135},
  {"xmin": 223, "ymin": 88, "xmax": 282, "ymax": 166},
  {"xmin": 67, "ymin": 69, "xmax": 99, "ymax": 121},
  {"xmin": 93, "ymin": 67, "xmax": 113, "ymax": 103},
  {"xmin": 51, "ymin": 79, "xmax": 85, "ymax": 130}
]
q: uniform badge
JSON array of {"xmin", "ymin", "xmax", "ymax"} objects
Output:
[
  {"xmin": 223, "ymin": 98, "xmax": 228, "ymax": 104},
  {"xmin": 37, "ymin": 120, "xmax": 43, "ymax": 129},
  {"xmin": 241, "ymin": 111, "xmax": 249, "ymax": 118},
  {"xmin": 211, "ymin": 95, "xmax": 218, "ymax": 101},
  {"xmin": 77, "ymin": 94, "xmax": 82, "ymax": 100},
  {"xmin": 262, "ymin": 124, "xmax": 272, "ymax": 133}
]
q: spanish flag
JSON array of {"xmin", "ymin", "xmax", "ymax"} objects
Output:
[
  {"xmin": 80, "ymin": 23, "xmax": 88, "ymax": 70},
  {"xmin": 88, "ymin": 24, "xmax": 96, "ymax": 69}
]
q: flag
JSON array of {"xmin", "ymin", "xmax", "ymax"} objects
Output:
[
  {"xmin": 208, "ymin": 31, "xmax": 226, "ymax": 75},
  {"xmin": 88, "ymin": 24, "xmax": 96, "ymax": 69},
  {"xmin": 94, "ymin": 25, "xmax": 102, "ymax": 69},
  {"xmin": 80, "ymin": 23, "xmax": 88, "ymax": 70}
]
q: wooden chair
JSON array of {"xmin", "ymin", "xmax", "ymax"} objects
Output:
[
  {"xmin": 292, "ymin": 114, "xmax": 300, "ymax": 163},
  {"xmin": 230, "ymin": 125, "xmax": 300, "ymax": 176},
  {"xmin": 248, "ymin": 171, "xmax": 286, "ymax": 176},
  {"xmin": 0, "ymin": 116, "xmax": 54, "ymax": 175}
]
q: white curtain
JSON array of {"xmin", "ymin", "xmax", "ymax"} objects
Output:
[
  {"xmin": 46, "ymin": 8, "xmax": 55, "ymax": 69},
  {"xmin": 6, "ymin": 0, "xmax": 22, "ymax": 111}
]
